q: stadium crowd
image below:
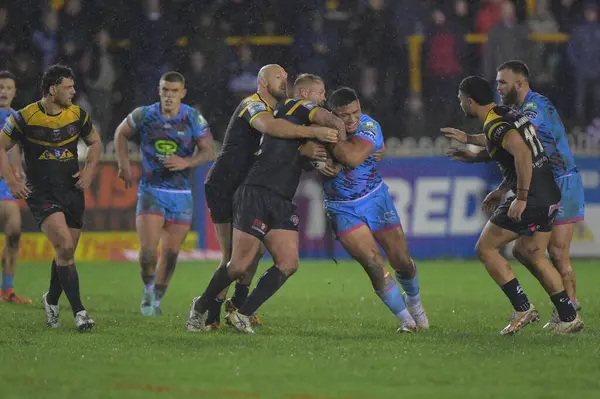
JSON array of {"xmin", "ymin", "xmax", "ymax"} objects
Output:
[{"xmin": 0, "ymin": 0, "xmax": 599, "ymax": 140}]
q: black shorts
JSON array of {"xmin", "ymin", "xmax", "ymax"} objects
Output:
[
  {"xmin": 490, "ymin": 196, "xmax": 559, "ymax": 236},
  {"xmin": 205, "ymin": 182, "xmax": 236, "ymax": 224},
  {"xmin": 26, "ymin": 187, "xmax": 85, "ymax": 229},
  {"xmin": 233, "ymin": 185, "xmax": 299, "ymax": 240}
]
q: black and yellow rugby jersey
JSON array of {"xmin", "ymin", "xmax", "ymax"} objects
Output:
[{"xmin": 1, "ymin": 101, "xmax": 95, "ymax": 189}]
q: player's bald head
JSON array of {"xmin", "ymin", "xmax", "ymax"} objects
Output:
[
  {"xmin": 258, "ymin": 64, "xmax": 285, "ymax": 83},
  {"xmin": 257, "ymin": 64, "xmax": 288, "ymax": 101}
]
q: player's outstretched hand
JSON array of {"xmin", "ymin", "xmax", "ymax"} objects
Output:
[
  {"xmin": 446, "ymin": 146, "xmax": 477, "ymax": 163},
  {"xmin": 481, "ymin": 189, "xmax": 503, "ymax": 216},
  {"xmin": 312, "ymin": 126, "xmax": 338, "ymax": 143},
  {"xmin": 7, "ymin": 177, "xmax": 30, "ymax": 199},
  {"xmin": 118, "ymin": 165, "xmax": 133, "ymax": 188},
  {"xmin": 163, "ymin": 155, "xmax": 190, "ymax": 171},
  {"xmin": 299, "ymin": 141, "xmax": 327, "ymax": 161},
  {"xmin": 441, "ymin": 127, "xmax": 468, "ymax": 144},
  {"xmin": 374, "ymin": 145, "xmax": 386, "ymax": 162},
  {"xmin": 508, "ymin": 199, "xmax": 526, "ymax": 221},
  {"xmin": 73, "ymin": 167, "xmax": 94, "ymax": 190},
  {"xmin": 319, "ymin": 162, "xmax": 343, "ymax": 177}
]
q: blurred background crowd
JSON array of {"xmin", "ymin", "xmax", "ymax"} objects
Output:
[{"xmin": 1, "ymin": 0, "xmax": 599, "ymax": 144}]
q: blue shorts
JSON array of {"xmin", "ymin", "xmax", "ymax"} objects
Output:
[
  {"xmin": 325, "ymin": 184, "xmax": 401, "ymax": 237},
  {"xmin": 554, "ymin": 172, "xmax": 585, "ymax": 225},
  {"xmin": 0, "ymin": 179, "xmax": 14, "ymax": 200},
  {"xmin": 136, "ymin": 185, "xmax": 194, "ymax": 225}
]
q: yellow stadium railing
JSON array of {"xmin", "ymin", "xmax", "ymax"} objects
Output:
[{"xmin": 408, "ymin": 32, "xmax": 569, "ymax": 94}]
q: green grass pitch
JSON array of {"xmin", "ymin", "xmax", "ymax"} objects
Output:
[{"xmin": 0, "ymin": 260, "xmax": 598, "ymax": 399}]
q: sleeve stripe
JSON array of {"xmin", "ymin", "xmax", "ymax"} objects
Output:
[
  {"xmin": 286, "ymin": 100, "xmax": 307, "ymax": 116},
  {"xmin": 485, "ymin": 121, "xmax": 504, "ymax": 140},
  {"xmin": 308, "ymin": 107, "xmax": 320, "ymax": 122},
  {"xmin": 248, "ymin": 110, "xmax": 270, "ymax": 126}
]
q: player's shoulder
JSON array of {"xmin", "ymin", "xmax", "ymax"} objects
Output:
[
  {"xmin": 358, "ymin": 114, "xmax": 381, "ymax": 133},
  {"xmin": 18, "ymin": 101, "xmax": 44, "ymax": 122},
  {"xmin": 277, "ymin": 98, "xmax": 319, "ymax": 113},
  {"xmin": 522, "ymin": 91, "xmax": 553, "ymax": 119}
]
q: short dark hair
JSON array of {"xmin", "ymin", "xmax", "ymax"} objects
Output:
[
  {"xmin": 497, "ymin": 60, "xmax": 530, "ymax": 80},
  {"xmin": 0, "ymin": 70, "xmax": 16, "ymax": 82},
  {"xmin": 458, "ymin": 76, "xmax": 494, "ymax": 106},
  {"xmin": 41, "ymin": 64, "xmax": 75, "ymax": 96},
  {"xmin": 328, "ymin": 87, "xmax": 358, "ymax": 109},
  {"xmin": 160, "ymin": 71, "xmax": 185, "ymax": 85}
]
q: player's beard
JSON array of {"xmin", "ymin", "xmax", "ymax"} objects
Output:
[
  {"xmin": 501, "ymin": 87, "xmax": 518, "ymax": 106},
  {"xmin": 268, "ymin": 83, "xmax": 287, "ymax": 101}
]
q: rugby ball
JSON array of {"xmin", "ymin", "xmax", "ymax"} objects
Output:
[{"xmin": 311, "ymin": 158, "xmax": 332, "ymax": 170}]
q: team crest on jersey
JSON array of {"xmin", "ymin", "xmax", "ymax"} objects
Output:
[
  {"xmin": 290, "ymin": 214, "xmax": 299, "ymax": 226},
  {"xmin": 67, "ymin": 125, "xmax": 77, "ymax": 136},
  {"xmin": 523, "ymin": 110, "xmax": 538, "ymax": 120},
  {"xmin": 39, "ymin": 148, "xmax": 74, "ymax": 161},
  {"xmin": 155, "ymin": 139, "xmax": 178, "ymax": 155}
]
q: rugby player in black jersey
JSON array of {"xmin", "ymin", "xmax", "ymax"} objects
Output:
[
  {"xmin": 451, "ymin": 76, "xmax": 583, "ymax": 335},
  {"xmin": 187, "ymin": 76, "xmax": 345, "ymax": 333},
  {"xmin": 0, "ymin": 65, "xmax": 101, "ymax": 331},
  {"xmin": 200, "ymin": 65, "xmax": 341, "ymax": 329}
]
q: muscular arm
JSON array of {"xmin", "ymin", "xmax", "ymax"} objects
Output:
[
  {"xmin": 8, "ymin": 145, "xmax": 24, "ymax": 178},
  {"xmin": 0, "ymin": 133, "xmax": 16, "ymax": 184},
  {"xmin": 310, "ymin": 108, "xmax": 346, "ymax": 140},
  {"xmin": 82, "ymin": 130, "xmax": 102, "ymax": 171},
  {"xmin": 331, "ymin": 136, "xmax": 374, "ymax": 168},
  {"xmin": 187, "ymin": 135, "xmax": 216, "ymax": 167},
  {"xmin": 504, "ymin": 131, "xmax": 532, "ymax": 200},
  {"xmin": 251, "ymin": 112, "xmax": 317, "ymax": 139},
  {"xmin": 114, "ymin": 118, "xmax": 134, "ymax": 169},
  {"xmin": 466, "ymin": 133, "xmax": 487, "ymax": 147}
]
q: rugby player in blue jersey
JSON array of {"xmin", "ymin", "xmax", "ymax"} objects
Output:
[
  {"xmin": 114, "ymin": 72, "xmax": 216, "ymax": 316},
  {"xmin": 444, "ymin": 61, "xmax": 583, "ymax": 328},
  {"xmin": 0, "ymin": 70, "xmax": 29, "ymax": 304},
  {"xmin": 324, "ymin": 87, "xmax": 428, "ymax": 332}
]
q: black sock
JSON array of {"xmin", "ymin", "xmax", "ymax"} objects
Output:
[
  {"xmin": 500, "ymin": 278, "xmax": 531, "ymax": 312},
  {"xmin": 56, "ymin": 264, "xmax": 84, "ymax": 315},
  {"xmin": 231, "ymin": 282, "xmax": 250, "ymax": 309},
  {"xmin": 194, "ymin": 264, "xmax": 234, "ymax": 313},
  {"xmin": 154, "ymin": 284, "xmax": 167, "ymax": 304},
  {"xmin": 550, "ymin": 291, "xmax": 577, "ymax": 322},
  {"xmin": 47, "ymin": 260, "xmax": 63, "ymax": 305},
  {"xmin": 205, "ymin": 298, "xmax": 224, "ymax": 324},
  {"xmin": 239, "ymin": 266, "xmax": 287, "ymax": 316}
]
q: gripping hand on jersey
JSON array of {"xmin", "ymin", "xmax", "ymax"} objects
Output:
[
  {"xmin": 311, "ymin": 126, "xmax": 338, "ymax": 144},
  {"xmin": 299, "ymin": 141, "xmax": 328, "ymax": 161},
  {"xmin": 163, "ymin": 155, "xmax": 190, "ymax": 171}
]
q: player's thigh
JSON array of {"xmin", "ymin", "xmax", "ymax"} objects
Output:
[
  {"xmin": 373, "ymin": 224, "xmax": 412, "ymax": 268},
  {"xmin": 338, "ymin": 223, "xmax": 386, "ymax": 268},
  {"xmin": 135, "ymin": 187, "xmax": 165, "ymax": 249},
  {"xmin": 0, "ymin": 200, "xmax": 21, "ymax": 235},
  {"xmin": 41, "ymin": 212, "xmax": 75, "ymax": 255},
  {"xmin": 364, "ymin": 185, "xmax": 402, "ymax": 234},
  {"xmin": 64, "ymin": 189, "xmax": 85, "ymax": 230},
  {"xmin": 475, "ymin": 220, "xmax": 519, "ymax": 256},
  {"xmin": 264, "ymin": 229, "xmax": 299, "ymax": 276},
  {"xmin": 229, "ymin": 227, "xmax": 263, "ymax": 277},
  {"xmin": 205, "ymin": 182, "xmax": 234, "ymax": 226},
  {"xmin": 554, "ymin": 173, "xmax": 585, "ymax": 225},
  {"xmin": 326, "ymin": 201, "xmax": 365, "ymax": 239}
]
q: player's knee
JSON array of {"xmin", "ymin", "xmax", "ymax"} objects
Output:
[
  {"xmin": 277, "ymin": 259, "xmax": 299, "ymax": 277},
  {"xmin": 548, "ymin": 243, "xmax": 568, "ymax": 265},
  {"xmin": 56, "ymin": 245, "xmax": 75, "ymax": 262},
  {"xmin": 511, "ymin": 244, "xmax": 526, "ymax": 263},
  {"xmin": 475, "ymin": 240, "xmax": 497, "ymax": 262},
  {"xmin": 389, "ymin": 253, "xmax": 413, "ymax": 278},
  {"xmin": 5, "ymin": 232, "xmax": 21, "ymax": 250},
  {"xmin": 139, "ymin": 247, "xmax": 157, "ymax": 267}
]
